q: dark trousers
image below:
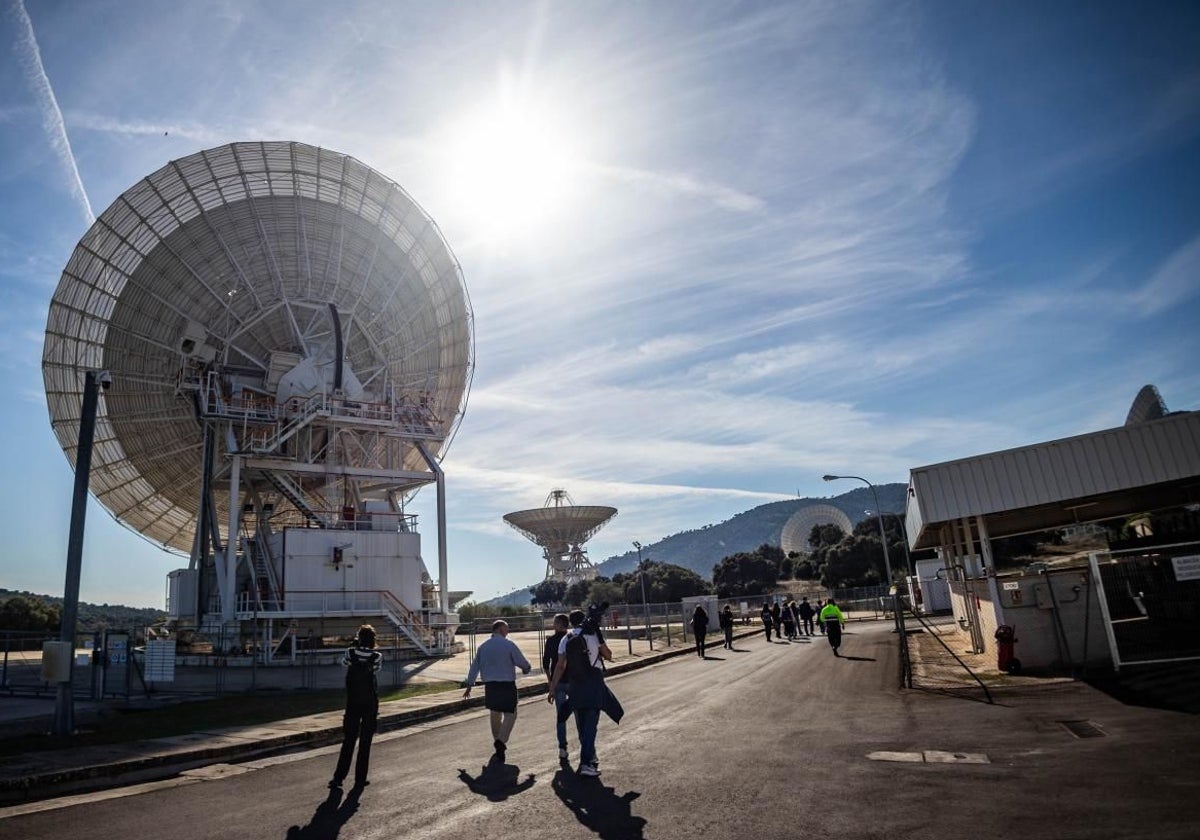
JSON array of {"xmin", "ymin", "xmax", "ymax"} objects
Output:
[
  {"xmin": 334, "ymin": 699, "xmax": 378, "ymax": 784},
  {"xmin": 801, "ymin": 617, "xmax": 814, "ymax": 635},
  {"xmin": 696, "ymin": 629, "xmax": 707, "ymax": 657},
  {"xmin": 724, "ymin": 626, "xmax": 734, "ymax": 648},
  {"xmin": 762, "ymin": 621, "xmax": 772, "ymax": 640},
  {"xmin": 826, "ymin": 621, "xmax": 843, "ymax": 651}
]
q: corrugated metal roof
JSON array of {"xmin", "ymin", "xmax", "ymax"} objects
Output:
[{"xmin": 907, "ymin": 411, "xmax": 1200, "ymax": 544}]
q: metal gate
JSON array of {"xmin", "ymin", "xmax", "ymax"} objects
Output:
[{"xmin": 1091, "ymin": 543, "xmax": 1200, "ymax": 670}]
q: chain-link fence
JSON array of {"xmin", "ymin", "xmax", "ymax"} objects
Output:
[{"xmin": 896, "ymin": 603, "xmax": 994, "ymax": 703}]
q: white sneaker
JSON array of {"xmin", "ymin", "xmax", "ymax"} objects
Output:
[
  {"xmin": 578, "ymin": 763, "xmax": 601, "ymax": 777},
  {"xmin": 558, "ymin": 747, "xmax": 568, "ymax": 760}
]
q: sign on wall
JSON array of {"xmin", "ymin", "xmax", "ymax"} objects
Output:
[{"xmin": 1172, "ymin": 555, "xmax": 1200, "ymax": 582}]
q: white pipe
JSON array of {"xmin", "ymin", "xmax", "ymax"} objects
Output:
[
  {"xmin": 223, "ymin": 454, "xmax": 242, "ymax": 622},
  {"xmin": 416, "ymin": 442, "xmax": 449, "ymax": 616}
]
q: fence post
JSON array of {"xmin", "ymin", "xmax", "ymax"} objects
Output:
[
  {"xmin": 664, "ymin": 603, "xmax": 671, "ymax": 647},
  {"xmin": 625, "ymin": 608, "xmax": 633, "ymax": 655}
]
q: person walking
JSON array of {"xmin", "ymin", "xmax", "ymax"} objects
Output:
[
  {"xmin": 770, "ymin": 602, "xmax": 782, "ymax": 641},
  {"xmin": 781, "ymin": 600, "xmax": 797, "ymax": 640},
  {"xmin": 760, "ymin": 603, "xmax": 773, "ymax": 641},
  {"xmin": 329, "ymin": 624, "xmax": 383, "ymax": 790},
  {"xmin": 720, "ymin": 604, "xmax": 735, "ymax": 649},
  {"xmin": 542, "ymin": 613, "xmax": 571, "ymax": 760},
  {"xmin": 691, "ymin": 604, "xmax": 710, "ymax": 657},
  {"xmin": 797, "ymin": 597, "xmax": 815, "ymax": 636},
  {"xmin": 819, "ymin": 598, "xmax": 847, "ymax": 656},
  {"xmin": 815, "ymin": 600, "xmax": 826, "ymax": 634},
  {"xmin": 547, "ymin": 609, "xmax": 614, "ymax": 777},
  {"xmin": 463, "ymin": 619, "xmax": 532, "ymax": 762}
]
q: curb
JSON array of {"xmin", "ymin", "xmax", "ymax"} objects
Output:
[{"xmin": 0, "ymin": 628, "xmax": 761, "ymax": 804}]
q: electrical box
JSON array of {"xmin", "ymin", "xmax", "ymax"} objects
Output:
[{"xmin": 1034, "ymin": 583, "xmax": 1054, "ymax": 610}]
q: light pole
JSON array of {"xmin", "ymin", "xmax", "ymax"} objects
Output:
[
  {"xmin": 52, "ymin": 369, "xmax": 110, "ymax": 736},
  {"xmin": 822, "ymin": 475, "xmax": 893, "ymax": 587},
  {"xmin": 633, "ymin": 541, "xmax": 653, "ymax": 650}
]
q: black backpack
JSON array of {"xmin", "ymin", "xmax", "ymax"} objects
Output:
[
  {"xmin": 564, "ymin": 632, "xmax": 597, "ymax": 683},
  {"xmin": 345, "ymin": 648, "xmax": 378, "ymax": 700}
]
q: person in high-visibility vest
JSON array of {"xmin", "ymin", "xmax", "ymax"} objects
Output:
[{"xmin": 818, "ymin": 598, "xmax": 846, "ymax": 656}]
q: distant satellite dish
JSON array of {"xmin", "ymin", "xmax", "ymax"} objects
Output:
[
  {"xmin": 780, "ymin": 504, "xmax": 853, "ymax": 556},
  {"xmin": 504, "ymin": 489, "xmax": 617, "ymax": 585},
  {"xmin": 1125, "ymin": 384, "xmax": 1168, "ymax": 426}
]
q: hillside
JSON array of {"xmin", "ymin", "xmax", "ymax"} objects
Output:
[
  {"xmin": 0, "ymin": 589, "xmax": 166, "ymax": 633},
  {"xmin": 486, "ymin": 483, "xmax": 906, "ymax": 607}
]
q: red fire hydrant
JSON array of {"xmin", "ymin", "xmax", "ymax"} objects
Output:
[{"xmin": 994, "ymin": 624, "xmax": 1021, "ymax": 674}]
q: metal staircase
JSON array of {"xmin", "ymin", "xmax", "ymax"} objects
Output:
[
  {"xmin": 381, "ymin": 591, "xmax": 434, "ymax": 656},
  {"xmin": 248, "ymin": 393, "xmax": 327, "ymax": 454},
  {"xmin": 262, "ymin": 470, "xmax": 327, "ymax": 528},
  {"xmin": 244, "ymin": 535, "xmax": 283, "ymax": 611}
]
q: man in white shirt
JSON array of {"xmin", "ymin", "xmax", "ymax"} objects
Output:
[{"xmin": 463, "ymin": 620, "xmax": 532, "ymax": 761}]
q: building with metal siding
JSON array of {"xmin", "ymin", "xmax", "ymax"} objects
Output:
[
  {"xmin": 902, "ymin": 396, "xmax": 1200, "ymax": 673},
  {"xmin": 906, "ymin": 410, "xmax": 1200, "ymax": 552}
]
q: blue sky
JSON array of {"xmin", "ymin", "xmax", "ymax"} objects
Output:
[{"xmin": 1, "ymin": 1, "xmax": 1197, "ymax": 607}]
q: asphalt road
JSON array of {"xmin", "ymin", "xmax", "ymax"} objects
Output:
[{"xmin": 5, "ymin": 623, "xmax": 1199, "ymax": 839}]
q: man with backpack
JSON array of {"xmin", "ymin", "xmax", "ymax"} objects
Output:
[
  {"xmin": 330, "ymin": 624, "xmax": 383, "ymax": 790},
  {"xmin": 797, "ymin": 597, "xmax": 816, "ymax": 636},
  {"xmin": 719, "ymin": 604, "xmax": 735, "ymax": 649},
  {"xmin": 463, "ymin": 619, "xmax": 532, "ymax": 762},
  {"xmin": 547, "ymin": 608, "xmax": 613, "ymax": 777}
]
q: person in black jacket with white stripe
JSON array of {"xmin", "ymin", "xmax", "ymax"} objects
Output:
[{"xmin": 329, "ymin": 624, "xmax": 383, "ymax": 790}]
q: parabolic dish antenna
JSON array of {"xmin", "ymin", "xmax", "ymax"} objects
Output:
[
  {"xmin": 780, "ymin": 504, "xmax": 854, "ymax": 557},
  {"xmin": 504, "ymin": 489, "xmax": 617, "ymax": 585},
  {"xmin": 42, "ymin": 141, "xmax": 473, "ymax": 554},
  {"xmin": 1124, "ymin": 384, "xmax": 1168, "ymax": 426}
]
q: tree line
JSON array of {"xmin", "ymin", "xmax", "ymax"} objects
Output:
[
  {"xmin": 0, "ymin": 589, "xmax": 165, "ymax": 634},
  {"xmin": 522, "ymin": 514, "xmax": 908, "ymax": 607}
]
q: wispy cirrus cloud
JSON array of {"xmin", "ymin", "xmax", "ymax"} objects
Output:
[
  {"xmin": 1133, "ymin": 232, "xmax": 1200, "ymax": 316},
  {"xmin": 7, "ymin": 0, "xmax": 93, "ymax": 226}
]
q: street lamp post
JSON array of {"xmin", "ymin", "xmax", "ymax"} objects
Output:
[
  {"xmin": 633, "ymin": 541, "xmax": 653, "ymax": 650},
  {"xmin": 53, "ymin": 369, "xmax": 110, "ymax": 736},
  {"xmin": 822, "ymin": 475, "xmax": 894, "ymax": 587}
]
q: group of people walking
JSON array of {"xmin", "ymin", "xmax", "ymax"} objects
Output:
[
  {"xmin": 760, "ymin": 597, "xmax": 847, "ymax": 655},
  {"xmin": 328, "ymin": 595, "xmax": 852, "ymax": 789}
]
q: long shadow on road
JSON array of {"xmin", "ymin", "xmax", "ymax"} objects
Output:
[
  {"xmin": 457, "ymin": 762, "xmax": 536, "ymax": 801},
  {"xmin": 552, "ymin": 768, "xmax": 647, "ymax": 840},
  {"xmin": 285, "ymin": 787, "xmax": 361, "ymax": 840}
]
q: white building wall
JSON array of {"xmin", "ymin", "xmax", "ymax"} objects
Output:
[
  {"xmin": 943, "ymin": 569, "xmax": 1112, "ymax": 671},
  {"xmin": 271, "ymin": 529, "xmax": 427, "ymax": 611}
]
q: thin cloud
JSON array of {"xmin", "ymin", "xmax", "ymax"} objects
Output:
[
  {"xmin": 9, "ymin": 0, "xmax": 93, "ymax": 226},
  {"xmin": 591, "ymin": 162, "xmax": 767, "ymax": 213},
  {"xmin": 68, "ymin": 112, "xmax": 221, "ymax": 144},
  {"xmin": 1134, "ymin": 232, "xmax": 1200, "ymax": 316}
]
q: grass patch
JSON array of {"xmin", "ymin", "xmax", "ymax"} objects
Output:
[{"xmin": 0, "ymin": 681, "xmax": 457, "ymax": 758}]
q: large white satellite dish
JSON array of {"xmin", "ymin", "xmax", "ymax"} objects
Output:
[{"xmin": 42, "ymin": 141, "xmax": 474, "ymax": 561}]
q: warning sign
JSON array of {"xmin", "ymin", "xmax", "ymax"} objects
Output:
[
  {"xmin": 145, "ymin": 640, "xmax": 176, "ymax": 682},
  {"xmin": 1171, "ymin": 555, "xmax": 1200, "ymax": 582}
]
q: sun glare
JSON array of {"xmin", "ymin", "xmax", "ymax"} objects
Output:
[{"xmin": 441, "ymin": 96, "xmax": 585, "ymax": 242}]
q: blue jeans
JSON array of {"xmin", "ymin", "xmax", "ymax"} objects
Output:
[
  {"xmin": 574, "ymin": 707, "xmax": 600, "ymax": 765},
  {"xmin": 554, "ymin": 684, "xmax": 570, "ymax": 749}
]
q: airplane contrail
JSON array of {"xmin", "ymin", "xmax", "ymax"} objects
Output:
[{"xmin": 10, "ymin": 0, "xmax": 95, "ymax": 227}]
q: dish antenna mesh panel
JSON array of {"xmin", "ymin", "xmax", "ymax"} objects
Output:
[
  {"xmin": 42, "ymin": 141, "xmax": 473, "ymax": 553},
  {"xmin": 780, "ymin": 504, "xmax": 854, "ymax": 556}
]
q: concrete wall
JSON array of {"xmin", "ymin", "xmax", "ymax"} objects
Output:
[{"xmin": 948, "ymin": 567, "xmax": 1112, "ymax": 672}]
